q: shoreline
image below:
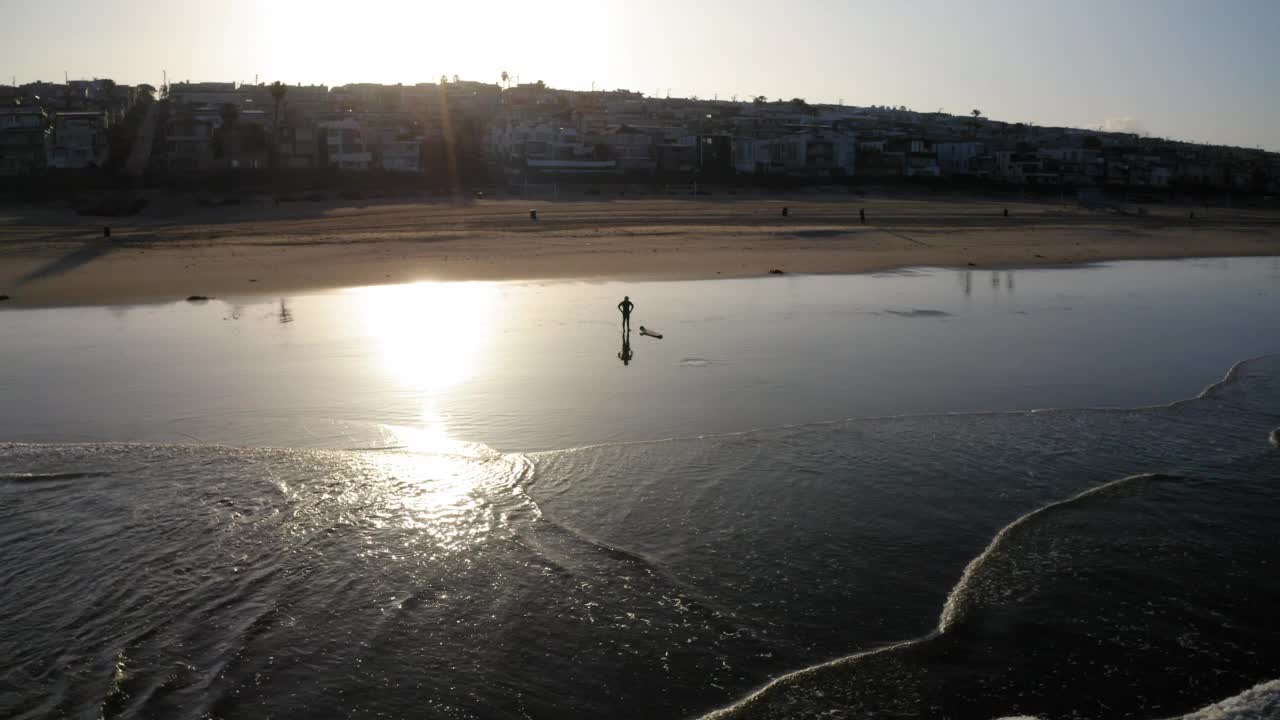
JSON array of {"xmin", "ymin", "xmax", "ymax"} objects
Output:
[{"xmin": 3, "ymin": 196, "xmax": 1278, "ymax": 307}]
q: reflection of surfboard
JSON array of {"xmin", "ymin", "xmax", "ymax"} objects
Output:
[{"xmin": 639, "ymin": 326, "xmax": 663, "ymax": 339}]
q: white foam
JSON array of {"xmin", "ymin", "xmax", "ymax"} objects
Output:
[{"xmin": 1165, "ymin": 678, "xmax": 1280, "ymax": 719}]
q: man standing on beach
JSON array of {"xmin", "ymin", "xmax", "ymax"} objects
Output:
[{"xmin": 618, "ymin": 296, "xmax": 634, "ymax": 332}]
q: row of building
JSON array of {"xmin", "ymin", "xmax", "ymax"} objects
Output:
[
  {"xmin": 160, "ymin": 80, "xmax": 498, "ymax": 173},
  {"xmin": 4, "ymin": 78, "xmax": 1278, "ymax": 194},
  {"xmin": 0, "ymin": 80, "xmax": 147, "ymax": 174}
]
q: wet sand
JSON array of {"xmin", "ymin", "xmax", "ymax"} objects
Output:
[{"xmin": 1, "ymin": 196, "xmax": 1278, "ymax": 306}]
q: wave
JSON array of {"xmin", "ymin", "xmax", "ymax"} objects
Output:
[
  {"xmin": 990, "ymin": 678, "xmax": 1280, "ymax": 720},
  {"xmin": 1165, "ymin": 678, "xmax": 1280, "ymax": 719},
  {"xmin": 0, "ymin": 470, "xmax": 113, "ymax": 483},
  {"xmin": 698, "ymin": 475, "xmax": 1170, "ymax": 719},
  {"xmin": 700, "ymin": 466, "xmax": 1280, "ymax": 719},
  {"xmin": 938, "ymin": 472, "xmax": 1166, "ymax": 631}
]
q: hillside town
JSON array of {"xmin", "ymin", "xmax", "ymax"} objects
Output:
[{"xmin": 3, "ymin": 76, "xmax": 1278, "ymax": 196}]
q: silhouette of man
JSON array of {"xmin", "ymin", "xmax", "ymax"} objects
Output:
[
  {"xmin": 618, "ymin": 296, "xmax": 634, "ymax": 331},
  {"xmin": 618, "ymin": 331, "xmax": 634, "ymax": 365}
]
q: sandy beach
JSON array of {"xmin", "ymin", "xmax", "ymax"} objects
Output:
[{"xmin": 2, "ymin": 194, "xmax": 1278, "ymax": 306}]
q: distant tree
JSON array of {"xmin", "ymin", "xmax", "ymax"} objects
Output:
[
  {"xmin": 242, "ymin": 123, "xmax": 267, "ymax": 155},
  {"xmin": 440, "ymin": 75, "xmax": 448, "ymax": 85},
  {"xmin": 971, "ymin": 108, "xmax": 981, "ymax": 136},
  {"xmin": 783, "ymin": 97, "xmax": 814, "ymax": 117},
  {"xmin": 137, "ymin": 83, "xmax": 157, "ymax": 101},
  {"xmin": 219, "ymin": 102, "xmax": 239, "ymax": 127},
  {"xmin": 214, "ymin": 102, "xmax": 239, "ymax": 159},
  {"xmin": 452, "ymin": 74, "xmax": 460, "ymax": 84},
  {"xmin": 753, "ymin": 95, "xmax": 767, "ymax": 105},
  {"xmin": 534, "ymin": 79, "xmax": 546, "ymax": 91},
  {"xmin": 269, "ymin": 81, "xmax": 287, "ymax": 127},
  {"xmin": 500, "ymin": 70, "xmax": 509, "ymax": 88}
]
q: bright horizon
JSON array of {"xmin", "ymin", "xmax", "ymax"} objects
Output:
[{"xmin": 2, "ymin": 0, "xmax": 1278, "ymax": 151}]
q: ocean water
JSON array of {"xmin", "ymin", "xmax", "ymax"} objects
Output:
[{"xmin": 2, "ymin": 259, "xmax": 1279, "ymax": 719}]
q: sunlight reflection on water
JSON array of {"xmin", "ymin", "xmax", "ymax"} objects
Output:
[{"xmin": 339, "ymin": 282, "xmax": 524, "ymax": 554}]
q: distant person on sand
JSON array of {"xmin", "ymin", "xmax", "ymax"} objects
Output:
[{"xmin": 618, "ymin": 296, "xmax": 634, "ymax": 332}]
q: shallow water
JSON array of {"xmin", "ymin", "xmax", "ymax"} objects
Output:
[
  {"xmin": 2, "ymin": 258, "xmax": 1279, "ymax": 719},
  {"xmin": 2, "ymin": 257, "xmax": 1279, "ymax": 452}
]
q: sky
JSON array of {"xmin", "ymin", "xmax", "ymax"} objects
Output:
[{"xmin": 2, "ymin": 0, "xmax": 1278, "ymax": 150}]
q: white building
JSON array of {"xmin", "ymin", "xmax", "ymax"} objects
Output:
[
  {"xmin": 320, "ymin": 119, "xmax": 373, "ymax": 170},
  {"xmin": 732, "ymin": 130, "xmax": 855, "ymax": 177},
  {"xmin": 381, "ymin": 140, "xmax": 423, "ymax": 172},
  {"xmin": 46, "ymin": 111, "xmax": 109, "ymax": 169}
]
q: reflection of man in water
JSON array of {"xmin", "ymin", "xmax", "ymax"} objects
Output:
[
  {"xmin": 617, "ymin": 296, "xmax": 634, "ymax": 331},
  {"xmin": 618, "ymin": 332, "xmax": 634, "ymax": 365}
]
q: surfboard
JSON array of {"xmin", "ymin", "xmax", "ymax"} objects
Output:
[{"xmin": 639, "ymin": 326, "xmax": 663, "ymax": 339}]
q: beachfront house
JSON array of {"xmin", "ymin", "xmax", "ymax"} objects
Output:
[
  {"xmin": 46, "ymin": 111, "xmax": 109, "ymax": 169},
  {"xmin": 935, "ymin": 142, "xmax": 986, "ymax": 175},
  {"xmin": 164, "ymin": 115, "xmax": 216, "ymax": 171},
  {"xmin": 320, "ymin": 119, "xmax": 373, "ymax": 170},
  {"xmin": 0, "ymin": 106, "xmax": 50, "ymax": 175}
]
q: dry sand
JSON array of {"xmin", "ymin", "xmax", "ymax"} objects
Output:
[{"xmin": 1, "ymin": 195, "xmax": 1278, "ymax": 306}]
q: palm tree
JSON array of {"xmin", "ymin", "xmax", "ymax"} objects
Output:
[
  {"xmin": 500, "ymin": 71, "xmax": 509, "ymax": 89},
  {"xmin": 270, "ymin": 81, "xmax": 288, "ymax": 127},
  {"xmin": 269, "ymin": 81, "xmax": 288, "ymax": 168},
  {"xmin": 971, "ymin": 108, "xmax": 981, "ymax": 136},
  {"xmin": 452, "ymin": 74, "xmax": 460, "ymax": 84},
  {"xmin": 440, "ymin": 75, "xmax": 448, "ymax": 85},
  {"xmin": 219, "ymin": 102, "xmax": 239, "ymax": 127}
]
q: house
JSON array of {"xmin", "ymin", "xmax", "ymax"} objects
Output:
[
  {"xmin": 732, "ymin": 137, "xmax": 775, "ymax": 174},
  {"xmin": 170, "ymin": 82, "xmax": 240, "ymax": 107},
  {"xmin": 994, "ymin": 150, "xmax": 1058, "ymax": 184},
  {"xmin": 0, "ymin": 106, "xmax": 50, "ymax": 175},
  {"xmin": 782, "ymin": 128, "xmax": 857, "ymax": 177},
  {"xmin": 731, "ymin": 128, "xmax": 855, "ymax": 177},
  {"xmin": 380, "ymin": 139, "xmax": 423, "ymax": 172},
  {"xmin": 47, "ymin": 111, "xmax": 109, "ymax": 169},
  {"xmin": 935, "ymin": 142, "xmax": 985, "ymax": 175},
  {"xmin": 590, "ymin": 125, "xmax": 656, "ymax": 172},
  {"xmin": 858, "ymin": 137, "xmax": 930, "ymax": 177},
  {"xmin": 320, "ymin": 119, "xmax": 373, "ymax": 170},
  {"xmin": 164, "ymin": 114, "xmax": 216, "ymax": 171},
  {"xmin": 1037, "ymin": 148, "xmax": 1103, "ymax": 184},
  {"xmin": 275, "ymin": 122, "xmax": 320, "ymax": 169}
]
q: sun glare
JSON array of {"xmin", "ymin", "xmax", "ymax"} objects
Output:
[
  {"xmin": 349, "ymin": 281, "xmax": 498, "ymax": 394},
  {"xmin": 254, "ymin": 0, "xmax": 613, "ymax": 87}
]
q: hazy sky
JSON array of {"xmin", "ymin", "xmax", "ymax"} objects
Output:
[{"xmin": 3, "ymin": 0, "xmax": 1277, "ymax": 150}]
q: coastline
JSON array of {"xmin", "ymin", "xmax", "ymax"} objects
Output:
[{"xmin": 2, "ymin": 196, "xmax": 1278, "ymax": 307}]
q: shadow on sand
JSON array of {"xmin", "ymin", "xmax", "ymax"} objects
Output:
[{"xmin": 14, "ymin": 234, "xmax": 153, "ymax": 286}]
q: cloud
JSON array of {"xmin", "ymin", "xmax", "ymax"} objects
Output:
[{"xmin": 1100, "ymin": 116, "xmax": 1147, "ymax": 134}]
